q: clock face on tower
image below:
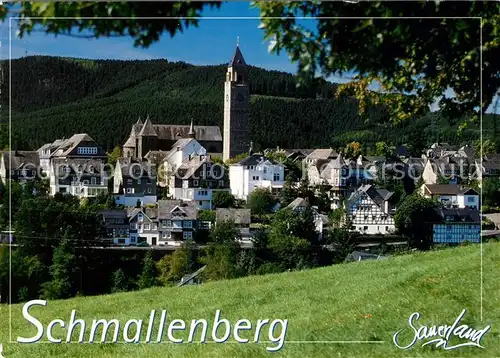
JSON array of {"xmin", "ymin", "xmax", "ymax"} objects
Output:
[{"xmin": 236, "ymin": 93, "xmax": 244, "ymax": 102}]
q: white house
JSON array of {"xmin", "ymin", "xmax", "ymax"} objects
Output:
[
  {"xmin": 346, "ymin": 184, "xmax": 396, "ymax": 235},
  {"xmin": 127, "ymin": 207, "xmax": 159, "ymax": 246},
  {"xmin": 229, "ymin": 153, "xmax": 285, "ymax": 200},
  {"xmin": 45, "ymin": 134, "xmax": 109, "ymax": 198},
  {"xmin": 113, "ymin": 158, "xmax": 157, "ymax": 207},
  {"xmin": 420, "ymin": 184, "xmax": 479, "ymax": 209}
]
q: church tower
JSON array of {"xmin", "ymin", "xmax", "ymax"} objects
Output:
[{"xmin": 223, "ymin": 40, "xmax": 250, "ymax": 162}]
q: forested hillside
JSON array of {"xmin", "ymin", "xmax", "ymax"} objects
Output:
[{"xmin": 0, "ymin": 56, "xmax": 492, "ymax": 152}]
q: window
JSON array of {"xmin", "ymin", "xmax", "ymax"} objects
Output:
[
  {"xmin": 126, "ymin": 188, "xmax": 133, "ymax": 194},
  {"xmin": 130, "ymin": 238, "xmax": 136, "ymax": 243},
  {"xmin": 144, "ymin": 224, "xmax": 150, "ymax": 230},
  {"xmin": 263, "ymin": 168, "xmax": 267, "ymax": 174},
  {"xmin": 91, "ymin": 177, "xmax": 96, "ymax": 185},
  {"xmin": 183, "ymin": 231, "xmax": 193, "ymax": 239},
  {"xmin": 273, "ymin": 173, "xmax": 280, "ymax": 181},
  {"xmin": 137, "ymin": 179, "xmax": 141, "ymax": 184},
  {"xmin": 65, "ymin": 166, "xmax": 71, "ymax": 173},
  {"xmin": 89, "ymin": 166, "xmax": 94, "ymax": 173},
  {"xmin": 183, "ymin": 220, "xmax": 193, "ymax": 228},
  {"xmin": 77, "ymin": 147, "xmax": 98, "ymax": 155},
  {"xmin": 166, "ymin": 220, "xmax": 172, "ymax": 227},
  {"xmin": 127, "ymin": 179, "xmax": 133, "ymax": 185},
  {"xmin": 147, "ymin": 188, "xmax": 152, "ymax": 193},
  {"xmin": 193, "ymin": 180, "xmax": 199, "ymax": 186},
  {"xmin": 219, "ymin": 180, "xmax": 224, "ymax": 187},
  {"xmin": 467, "ymin": 196, "xmax": 475, "ymax": 203},
  {"xmin": 153, "ymin": 224, "xmax": 157, "ymax": 231},
  {"xmin": 252, "ymin": 176, "xmax": 259, "ymax": 181},
  {"xmin": 162, "ymin": 220, "xmax": 167, "ymax": 228},
  {"xmin": 130, "ymin": 223, "xmax": 137, "ymax": 230},
  {"xmin": 138, "ymin": 214, "xmax": 143, "ymax": 222}
]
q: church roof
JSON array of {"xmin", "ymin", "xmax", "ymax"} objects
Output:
[
  {"xmin": 229, "ymin": 46, "xmax": 246, "ymax": 67},
  {"xmin": 123, "ymin": 127, "xmax": 137, "ymax": 148},
  {"xmin": 138, "ymin": 117, "xmax": 158, "ymax": 137},
  {"xmin": 133, "ymin": 124, "xmax": 221, "ymax": 142}
]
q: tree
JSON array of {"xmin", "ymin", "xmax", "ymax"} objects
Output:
[
  {"xmin": 156, "ymin": 240, "xmax": 196, "ymax": 285},
  {"xmin": 394, "ymin": 194, "xmax": 442, "ymax": 250},
  {"xmin": 111, "ymin": 268, "xmax": 129, "ymax": 293},
  {"xmin": 212, "ymin": 191, "xmax": 235, "ymax": 208},
  {"xmin": 257, "ymin": 2, "xmax": 500, "ymax": 122},
  {"xmin": 138, "ymin": 251, "xmax": 158, "ymax": 289},
  {"xmin": 107, "ymin": 146, "xmax": 121, "ymax": 166},
  {"xmin": 246, "ymin": 188, "xmax": 275, "ymax": 216},
  {"xmin": 280, "ymin": 175, "xmax": 298, "ymax": 207},
  {"xmin": 210, "ymin": 220, "xmax": 241, "ymax": 244},
  {"xmin": 482, "ymin": 177, "xmax": 500, "ymax": 207},
  {"xmin": 41, "ymin": 234, "xmax": 77, "ymax": 300},
  {"xmin": 375, "ymin": 141, "xmax": 391, "ymax": 158},
  {"xmin": 344, "ymin": 141, "xmax": 362, "ymax": 159}
]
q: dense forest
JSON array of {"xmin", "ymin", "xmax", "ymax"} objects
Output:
[{"xmin": 0, "ymin": 56, "xmax": 495, "ymax": 152}]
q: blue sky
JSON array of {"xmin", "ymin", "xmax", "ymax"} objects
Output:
[{"xmin": 2, "ymin": 2, "xmax": 497, "ymax": 112}]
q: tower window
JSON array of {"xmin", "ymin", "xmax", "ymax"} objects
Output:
[{"xmin": 237, "ymin": 74, "xmax": 243, "ymax": 84}]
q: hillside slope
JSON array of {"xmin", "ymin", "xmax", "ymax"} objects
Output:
[
  {"xmin": 0, "ymin": 243, "xmax": 498, "ymax": 357},
  {"xmin": 1, "ymin": 56, "xmax": 488, "ymax": 152}
]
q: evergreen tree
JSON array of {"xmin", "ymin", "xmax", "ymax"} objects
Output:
[
  {"xmin": 111, "ymin": 268, "xmax": 128, "ymax": 293},
  {"xmin": 138, "ymin": 251, "xmax": 158, "ymax": 289},
  {"xmin": 41, "ymin": 234, "xmax": 76, "ymax": 300}
]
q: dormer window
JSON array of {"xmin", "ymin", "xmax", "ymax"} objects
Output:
[{"xmin": 89, "ymin": 166, "xmax": 94, "ymax": 173}]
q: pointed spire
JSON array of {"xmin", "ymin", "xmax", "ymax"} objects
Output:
[
  {"xmin": 229, "ymin": 44, "xmax": 246, "ymax": 67},
  {"xmin": 138, "ymin": 115, "xmax": 157, "ymax": 137},
  {"xmin": 136, "ymin": 116, "xmax": 143, "ymax": 126},
  {"xmin": 236, "ymin": 35, "xmax": 240, "ymax": 47},
  {"xmin": 248, "ymin": 141, "xmax": 253, "ymax": 156},
  {"xmin": 188, "ymin": 119, "xmax": 195, "ymax": 139}
]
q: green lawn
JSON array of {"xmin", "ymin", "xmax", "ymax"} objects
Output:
[{"xmin": 0, "ymin": 243, "xmax": 498, "ymax": 357}]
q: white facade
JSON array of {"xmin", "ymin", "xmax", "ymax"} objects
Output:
[
  {"xmin": 229, "ymin": 155, "xmax": 285, "ymax": 200},
  {"xmin": 347, "ymin": 186, "xmax": 396, "ymax": 235},
  {"xmin": 420, "ymin": 184, "xmax": 479, "ymax": 210}
]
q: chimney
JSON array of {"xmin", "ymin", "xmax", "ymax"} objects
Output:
[{"xmin": 176, "ymin": 146, "xmax": 183, "ymax": 167}]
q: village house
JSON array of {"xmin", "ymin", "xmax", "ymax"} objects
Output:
[
  {"xmin": 97, "ymin": 209, "xmax": 130, "ymax": 245},
  {"xmin": 127, "ymin": 206, "xmax": 159, "ymax": 246},
  {"xmin": 0, "ymin": 150, "xmax": 40, "ymax": 184},
  {"xmin": 43, "ymin": 134, "xmax": 109, "ymax": 198},
  {"xmin": 286, "ymin": 197, "xmax": 329, "ymax": 240},
  {"xmin": 157, "ymin": 200, "xmax": 198, "ymax": 246},
  {"xmin": 420, "ymin": 184, "xmax": 479, "ymax": 209},
  {"xmin": 432, "ymin": 207, "xmax": 480, "ymax": 244},
  {"xmin": 113, "ymin": 157, "xmax": 157, "ymax": 207},
  {"xmin": 229, "ymin": 153, "xmax": 285, "ymax": 200},
  {"xmin": 346, "ymin": 184, "xmax": 396, "ymax": 235},
  {"xmin": 215, "ymin": 208, "xmax": 251, "ymax": 239}
]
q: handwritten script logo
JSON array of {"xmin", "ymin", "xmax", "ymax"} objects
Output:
[{"xmin": 393, "ymin": 309, "xmax": 490, "ymax": 350}]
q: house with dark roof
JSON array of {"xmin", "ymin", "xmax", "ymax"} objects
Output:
[
  {"xmin": 168, "ymin": 153, "xmax": 229, "ymax": 210},
  {"xmin": 113, "ymin": 157, "xmax": 157, "ymax": 207},
  {"xmin": 0, "ymin": 150, "xmax": 40, "ymax": 184},
  {"xmin": 346, "ymin": 184, "xmax": 396, "ymax": 235},
  {"xmin": 157, "ymin": 200, "xmax": 198, "ymax": 245},
  {"xmin": 432, "ymin": 207, "xmax": 480, "ymax": 244},
  {"xmin": 286, "ymin": 197, "xmax": 329, "ymax": 240},
  {"xmin": 229, "ymin": 153, "xmax": 285, "ymax": 200},
  {"xmin": 420, "ymin": 184, "xmax": 479, "ymax": 209},
  {"xmin": 421, "ymin": 154, "xmax": 471, "ymax": 185},
  {"xmin": 97, "ymin": 209, "xmax": 130, "ymax": 245},
  {"xmin": 127, "ymin": 206, "xmax": 159, "ymax": 246},
  {"xmin": 216, "ymin": 208, "xmax": 251, "ymax": 238},
  {"xmin": 41, "ymin": 133, "xmax": 109, "ymax": 198}
]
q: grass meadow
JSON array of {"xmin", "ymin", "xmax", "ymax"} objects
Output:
[{"xmin": 0, "ymin": 243, "xmax": 498, "ymax": 357}]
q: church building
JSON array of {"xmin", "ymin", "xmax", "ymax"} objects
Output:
[{"xmin": 122, "ymin": 43, "xmax": 251, "ymax": 162}]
